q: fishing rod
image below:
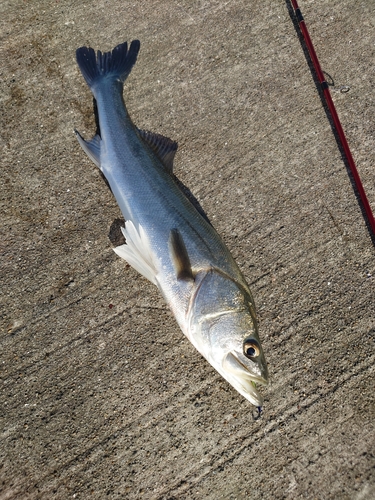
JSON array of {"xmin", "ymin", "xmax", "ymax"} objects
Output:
[{"xmin": 289, "ymin": 0, "xmax": 375, "ymax": 238}]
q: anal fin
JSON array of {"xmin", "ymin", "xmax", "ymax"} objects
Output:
[
  {"xmin": 169, "ymin": 228, "xmax": 194, "ymax": 281},
  {"xmin": 75, "ymin": 130, "xmax": 101, "ymax": 168}
]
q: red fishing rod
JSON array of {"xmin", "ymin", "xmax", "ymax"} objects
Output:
[{"xmin": 290, "ymin": 0, "xmax": 375, "ymax": 238}]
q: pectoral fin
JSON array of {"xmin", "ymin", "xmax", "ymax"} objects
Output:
[{"xmin": 169, "ymin": 229, "xmax": 194, "ymax": 281}]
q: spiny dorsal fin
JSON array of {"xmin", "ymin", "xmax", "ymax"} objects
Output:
[
  {"xmin": 138, "ymin": 129, "xmax": 178, "ymax": 173},
  {"xmin": 169, "ymin": 228, "xmax": 194, "ymax": 281}
]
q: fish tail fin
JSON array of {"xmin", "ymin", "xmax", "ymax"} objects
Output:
[{"xmin": 76, "ymin": 40, "xmax": 140, "ymax": 89}]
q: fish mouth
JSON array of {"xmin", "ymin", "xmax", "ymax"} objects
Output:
[{"xmin": 222, "ymin": 351, "xmax": 268, "ymax": 407}]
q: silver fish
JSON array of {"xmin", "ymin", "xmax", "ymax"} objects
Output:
[{"xmin": 75, "ymin": 40, "xmax": 268, "ymax": 407}]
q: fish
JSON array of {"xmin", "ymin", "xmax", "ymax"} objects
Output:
[{"xmin": 75, "ymin": 40, "xmax": 268, "ymax": 407}]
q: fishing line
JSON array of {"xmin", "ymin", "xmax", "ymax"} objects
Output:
[{"xmin": 289, "ymin": 0, "xmax": 375, "ymax": 238}]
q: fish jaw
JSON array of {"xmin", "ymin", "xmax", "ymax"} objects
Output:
[
  {"xmin": 223, "ymin": 350, "xmax": 268, "ymax": 386},
  {"xmin": 186, "ymin": 269, "xmax": 269, "ymax": 407},
  {"xmin": 221, "ymin": 351, "xmax": 268, "ymax": 407}
]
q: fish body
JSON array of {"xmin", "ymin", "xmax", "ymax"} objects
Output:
[{"xmin": 75, "ymin": 41, "xmax": 268, "ymax": 406}]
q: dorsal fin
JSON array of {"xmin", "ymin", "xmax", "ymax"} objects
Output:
[
  {"xmin": 138, "ymin": 129, "xmax": 178, "ymax": 173},
  {"xmin": 169, "ymin": 228, "xmax": 194, "ymax": 281}
]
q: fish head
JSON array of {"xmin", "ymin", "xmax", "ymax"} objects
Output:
[{"xmin": 187, "ymin": 270, "xmax": 268, "ymax": 407}]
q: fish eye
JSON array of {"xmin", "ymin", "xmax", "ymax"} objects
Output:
[{"xmin": 243, "ymin": 340, "xmax": 260, "ymax": 359}]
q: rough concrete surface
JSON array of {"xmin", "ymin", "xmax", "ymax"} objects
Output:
[{"xmin": 1, "ymin": 0, "xmax": 374, "ymax": 498}]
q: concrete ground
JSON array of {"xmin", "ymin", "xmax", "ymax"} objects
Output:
[{"xmin": 1, "ymin": 0, "xmax": 374, "ymax": 498}]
